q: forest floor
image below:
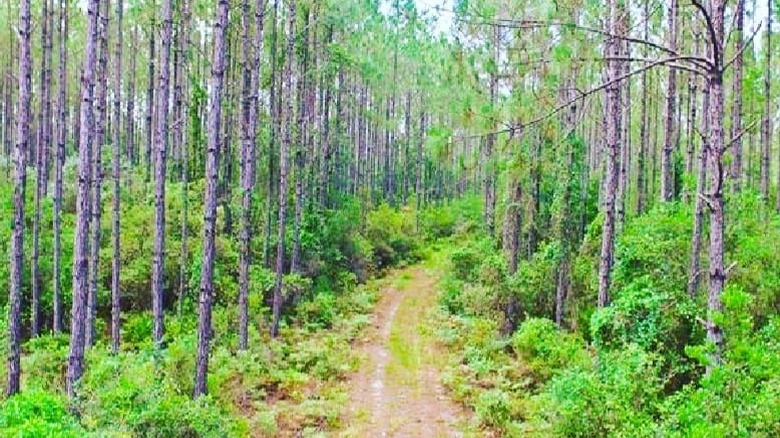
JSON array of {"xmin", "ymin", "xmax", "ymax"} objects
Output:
[{"xmin": 338, "ymin": 256, "xmax": 471, "ymax": 437}]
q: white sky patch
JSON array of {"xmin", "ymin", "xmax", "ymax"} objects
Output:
[{"xmin": 379, "ymin": 0, "xmax": 454, "ymax": 36}]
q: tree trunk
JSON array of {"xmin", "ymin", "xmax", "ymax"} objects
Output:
[
  {"xmin": 483, "ymin": 26, "xmax": 498, "ymax": 235},
  {"xmin": 194, "ymin": 0, "xmax": 230, "ymax": 398},
  {"xmin": 262, "ymin": 0, "xmax": 280, "ymax": 268},
  {"xmin": 660, "ymin": 0, "xmax": 679, "ymax": 202},
  {"xmin": 53, "ymin": 0, "xmax": 68, "ymax": 333},
  {"xmin": 705, "ymin": 0, "xmax": 727, "ymax": 370},
  {"xmin": 291, "ymin": 8, "xmax": 310, "ymax": 275},
  {"xmin": 761, "ymin": 0, "xmax": 771, "ymax": 202},
  {"xmin": 67, "ymin": 0, "xmax": 99, "ymax": 398},
  {"xmin": 111, "ymin": 0, "xmax": 124, "ymax": 354},
  {"xmin": 271, "ymin": 0, "xmax": 296, "ymax": 338},
  {"xmin": 238, "ymin": 0, "xmax": 265, "ymax": 351},
  {"xmin": 597, "ymin": 0, "xmax": 621, "ymax": 308},
  {"xmin": 127, "ymin": 26, "xmax": 137, "ymax": 166},
  {"xmin": 146, "ymin": 6, "xmax": 156, "ymax": 183},
  {"xmin": 7, "ymin": 0, "xmax": 31, "ymax": 397},
  {"xmin": 688, "ymin": 70, "xmax": 709, "ymax": 297},
  {"xmin": 730, "ymin": 0, "xmax": 745, "ymax": 193},
  {"xmin": 86, "ymin": 0, "xmax": 110, "ymax": 349},
  {"xmin": 152, "ymin": 0, "xmax": 174, "ymax": 348}
]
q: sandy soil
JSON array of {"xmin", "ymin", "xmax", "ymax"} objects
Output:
[{"xmin": 339, "ymin": 266, "xmax": 468, "ymax": 438}]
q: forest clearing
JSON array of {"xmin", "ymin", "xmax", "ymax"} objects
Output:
[{"xmin": 2, "ymin": 0, "xmax": 780, "ymax": 436}]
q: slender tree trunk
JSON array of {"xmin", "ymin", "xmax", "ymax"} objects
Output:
[
  {"xmin": 111, "ymin": 0, "xmax": 124, "ymax": 354},
  {"xmin": 761, "ymin": 0, "xmax": 772, "ymax": 202},
  {"xmin": 483, "ymin": 26, "xmax": 499, "ymax": 235},
  {"xmin": 194, "ymin": 0, "xmax": 230, "ymax": 397},
  {"xmin": 152, "ymin": 0, "xmax": 173, "ymax": 348},
  {"xmin": 689, "ymin": 71, "xmax": 709, "ymax": 297},
  {"xmin": 41, "ymin": 0, "xmax": 54, "ymax": 192},
  {"xmin": 271, "ymin": 0, "xmax": 296, "ymax": 338},
  {"xmin": 730, "ymin": 0, "xmax": 745, "ymax": 193},
  {"xmin": 597, "ymin": 0, "xmax": 621, "ymax": 308},
  {"xmin": 705, "ymin": 0, "xmax": 727, "ymax": 369},
  {"xmin": 31, "ymin": 0, "xmax": 49, "ymax": 338},
  {"xmin": 53, "ymin": 0, "xmax": 68, "ymax": 333},
  {"xmin": 146, "ymin": 7, "xmax": 156, "ymax": 183},
  {"xmin": 636, "ymin": 0, "xmax": 650, "ymax": 216},
  {"xmin": 238, "ymin": 0, "xmax": 266, "ymax": 350},
  {"xmin": 86, "ymin": 0, "xmax": 110, "ymax": 349},
  {"xmin": 660, "ymin": 0, "xmax": 679, "ymax": 202},
  {"xmin": 263, "ymin": 0, "xmax": 280, "ymax": 268},
  {"xmin": 7, "ymin": 0, "xmax": 31, "ymax": 397},
  {"xmin": 67, "ymin": 0, "xmax": 99, "ymax": 398},
  {"xmin": 127, "ymin": 26, "xmax": 137, "ymax": 166},
  {"xmin": 684, "ymin": 39, "xmax": 699, "ymax": 202},
  {"xmin": 291, "ymin": 9, "xmax": 310, "ymax": 275}
]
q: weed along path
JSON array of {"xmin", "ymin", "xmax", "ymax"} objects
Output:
[{"xmin": 339, "ymin": 263, "xmax": 468, "ymax": 437}]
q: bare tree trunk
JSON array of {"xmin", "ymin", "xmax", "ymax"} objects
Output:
[
  {"xmin": 146, "ymin": 6, "xmax": 156, "ymax": 183},
  {"xmin": 271, "ymin": 0, "xmax": 296, "ymax": 338},
  {"xmin": 67, "ymin": 0, "xmax": 99, "ymax": 398},
  {"xmin": 597, "ymin": 0, "xmax": 621, "ymax": 308},
  {"xmin": 7, "ymin": 0, "xmax": 31, "ymax": 397},
  {"xmin": 238, "ymin": 0, "xmax": 265, "ymax": 351},
  {"xmin": 86, "ymin": 0, "xmax": 110, "ymax": 349},
  {"xmin": 111, "ymin": 0, "xmax": 124, "ymax": 354},
  {"xmin": 262, "ymin": 0, "xmax": 280, "ymax": 268},
  {"xmin": 688, "ymin": 71, "xmax": 709, "ymax": 297},
  {"xmin": 152, "ymin": 0, "xmax": 173, "ymax": 348},
  {"xmin": 635, "ymin": 0, "xmax": 650, "ymax": 214},
  {"xmin": 41, "ymin": 0, "xmax": 54, "ymax": 192},
  {"xmin": 415, "ymin": 94, "xmax": 425, "ymax": 231},
  {"xmin": 31, "ymin": 0, "xmax": 48, "ymax": 338},
  {"xmin": 291, "ymin": 8, "xmax": 310, "ymax": 275},
  {"xmin": 483, "ymin": 26, "xmax": 499, "ymax": 235},
  {"xmin": 177, "ymin": 0, "xmax": 191, "ymax": 317},
  {"xmin": 127, "ymin": 26, "xmax": 137, "ymax": 166},
  {"xmin": 53, "ymin": 0, "xmax": 68, "ymax": 333},
  {"xmin": 761, "ymin": 0, "xmax": 772, "ymax": 202},
  {"xmin": 318, "ymin": 30, "xmax": 334, "ymax": 209},
  {"xmin": 194, "ymin": 0, "xmax": 229, "ymax": 398},
  {"xmin": 32, "ymin": 0, "xmax": 53, "ymax": 337},
  {"xmin": 704, "ymin": 0, "xmax": 727, "ymax": 370},
  {"xmin": 660, "ymin": 0, "xmax": 679, "ymax": 202},
  {"xmin": 730, "ymin": 0, "xmax": 745, "ymax": 193},
  {"xmin": 683, "ymin": 39, "xmax": 700, "ymax": 203}
]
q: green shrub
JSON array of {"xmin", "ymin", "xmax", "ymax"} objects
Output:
[
  {"xmin": 512, "ymin": 318, "xmax": 588, "ymax": 385},
  {"xmin": 0, "ymin": 389, "xmax": 83, "ymax": 437}
]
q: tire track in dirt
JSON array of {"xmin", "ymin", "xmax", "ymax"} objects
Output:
[{"xmin": 339, "ymin": 266, "xmax": 468, "ymax": 438}]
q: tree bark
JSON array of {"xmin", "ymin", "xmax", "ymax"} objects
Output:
[
  {"xmin": 7, "ymin": 0, "xmax": 31, "ymax": 397},
  {"xmin": 194, "ymin": 0, "xmax": 230, "ymax": 398},
  {"xmin": 263, "ymin": 0, "xmax": 280, "ymax": 268},
  {"xmin": 660, "ymin": 0, "xmax": 679, "ymax": 202},
  {"xmin": 86, "ymin": 0, "xmax": 110, "ymax": 349},
  {"xmin": 67, "ymin": 0, "xmax": 99, "ymax": 398},
  {"xmin": 730, "ymin": 0, "xmax": 745, "ymax": 193},
  {"xmin": 146, "ymin": 6, "xmax": 156, "ymax": 183},
  {"xmin": 688, "ymin": 70, "xmax": 709, "ymax": 297},
  {"xmin": 111, "ymin": 0, "xmax": 124, "ymax": 354},
  {"xmin": 761, "ymin": 0, "xmax": 772, "ymax": 202},
  {"xmin": 152, "ymin": 0, "xmax": 174, "ymax": 348},
  {"xmin": 704, "ymin": 0, "xmax": 727, "ymax": 370},
  {"xmin": 238, "ymin": 0, "xmax": 266, "ymax": 351},
  {"xmin": 597, "ymin": 0, "xmax": 621, "ymax": 308},
  {"xmin": 271, "ymin": 0, "xmax": 296, "ymax": 338},
  {"xmin": 53, "ymin": 0, "xmax": 68, "ymax": 333}
]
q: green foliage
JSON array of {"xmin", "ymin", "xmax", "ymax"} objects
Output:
[
  {"xmin": 0, "ymin": 389, "xmax": 83, "ymax": 437},
  {"xmin": 511, "ymin": 318, "xmax": 588, "ymax": 385}
]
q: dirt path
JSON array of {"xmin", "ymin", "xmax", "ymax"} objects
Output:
[{"xmin": 339, "ymin": 264, "xmax": 468, "ymax": 438}]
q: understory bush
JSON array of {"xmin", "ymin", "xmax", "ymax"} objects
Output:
[{"xmin": 437, "ymin": 194, "xmax": 780, "ymax": 436}]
